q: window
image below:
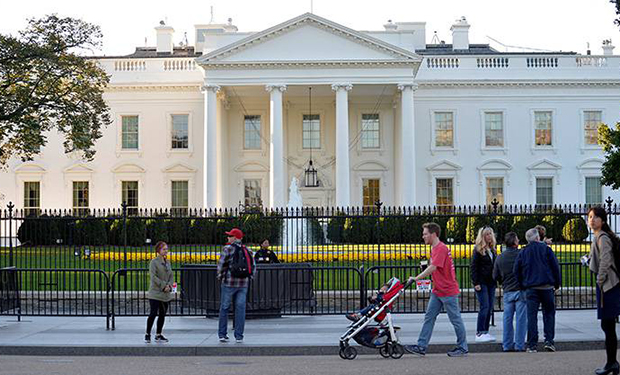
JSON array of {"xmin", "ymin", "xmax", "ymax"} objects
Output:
[
  {"xmin": 362, "ymin": 179, "xmax": 380, "ymax": 210},
  {"xmin": 244, "ymin": 115, "xmax": 261, "ymax": 150},
  {"xmin": 72, "ymin": 181, "xmax": 89, "ymax": 216},
  {"xmin": 435, "ymin": 112, "xmax": 454, "ymax": 147},
  {"xmin": 486, "ymin": 177, "xmax": 504, "ymax": 205},
  {"xmin": 122, "ymin": 181, "xmax": 139, "ymax": 215},
  {"xmin": 361, "ymin": 114, "xmax": 380, "ymax": 149},
  {"xmin": 244, "ymin": 179, "xmax": 262, "ymax": 207},
  {"xmin": 171, "ymin": 114, "xmax": 189, "ymax": 149},
  {"xmin": 484, "ymin": 112, "xmax": 504, "ymax": 147},
  {"xmin": 24, "ymin": 181, "xmax": 40, "ymax": 216},
  {"xmin": 534, "ymin": 111, "xmax": 552, "ymax": 146},
  {"xmin": 302, "ymin": 114, "xmax": 320, "ymax": 149},
  {"xmin": 584, "ymin": 111, "xmax": 602, "ymax": 146},
  {"xmin": 171, "ymin": 181, "xmax": 189, "ymax": 215},
  {"xmin": 535, "ymin": 177, "xmax": 553, "ymax": 207},
  {"xmin": 121, "ymin": 115, "xmax": 139, "ymax": 150},
  {"xmin": 585, "ymin": 177, "xmax": 603, "ymax": 206},
  {"xmin": 436, "ymin": 178, "xmax": 454, "ymax": 209}
]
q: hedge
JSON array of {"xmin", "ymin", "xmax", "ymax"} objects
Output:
[{"xmin": 562, "ymin": 217, "xmax": 589, "ymax": 243}]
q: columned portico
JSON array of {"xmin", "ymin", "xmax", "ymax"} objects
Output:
[
  {"xmin": 266, "ymin": 84, "xmax": 287, "ymax": 208},
  {"xmin": 202, "ymin": 84, "xmax": 220, "ymax": 208},
  {"xmin": 332, "ymin": 83, "xmax": 352, "ymax": 207},
  {"xmin": 398, "ymin": 83, "xmax": 417, "ymax": 206}
]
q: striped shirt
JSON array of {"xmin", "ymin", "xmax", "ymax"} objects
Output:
[{"xmin": 217, "ymin": 240, "xmax": 255, "ymax": 288}]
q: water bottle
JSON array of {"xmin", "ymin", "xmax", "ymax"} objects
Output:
[{"xmin": 172, "ymin": 282, "xmax": 177, "ymax": 293}]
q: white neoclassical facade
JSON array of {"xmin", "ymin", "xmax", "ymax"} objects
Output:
[{"xmin": 1, "ymin": 13, "xmax": 619, "ymax": 212}]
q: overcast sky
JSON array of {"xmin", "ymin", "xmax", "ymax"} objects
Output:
[{"xmin": 1, "ymin": 0, "xmax": 619, "ymax": 56}]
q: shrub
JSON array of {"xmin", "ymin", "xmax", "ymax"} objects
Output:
[
  {"xmin": 74, "ymin": 218, "xmax": 108, "ymax": 246},
  {"xmin": 541, "ymin": 213, "xmax": 570, "ymax": 242},
  {"xmin": 327, "ymin": 213, "xmax": 347, "ymax": 243},
  {"xmin": 17, "ymin": 215, "xmax": 60, "ymax": 245},
  {"xmin": 146, "ymin": 218, "xmax": 169, "ymax": 244},
  {"xmin": 380, "ymin": 216, "xmax": 405, "ymax": 244},
  {"xmin": 466, "ymin": 216, "xmax": 489, "ymax": 244},
  {"xmin": 343, "ymin": 216, "xmax": 375, "ymax": 244},
  {"xmin": 510, "ymin": 215, "xmax": 541, "ymax": 244},
  {"xmin": 167, "ymin": 218, "xmax": 190, "ymax": 244},
  {"xmin": 108, "ymin": 218, "xmax": 146, "ymax": 247},
  {"xmin": 402, "ymin": 214, "xmax": 433, "ymax": 243},
  {"xmin": 446, "ymin": 216, "xmax": 468, "ymax": 243},
  {"xmin": 189, "ymin": 218, "xmax": 218, "ymax": 244},
  {"xmin": 562, "ymin": 217, "xmax": 589, "ymax": 243}
]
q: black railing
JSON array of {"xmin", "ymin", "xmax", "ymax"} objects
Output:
[{"xmin": 0, "ymin": 200, "xmax": 617, "ymax": 322}]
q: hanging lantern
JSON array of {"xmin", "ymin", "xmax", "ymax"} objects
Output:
[{"xmin": 304, "ymin": 159, "xmax": 319, "ymax": 187}]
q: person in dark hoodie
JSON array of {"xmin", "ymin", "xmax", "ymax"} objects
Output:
[
  {"xmin": 514, "ymin": 228, "xmax": 561, "ymax": 353},
  {"xmin": 493, "ymin": 232, "xmax": 526, "ymax": 352}
]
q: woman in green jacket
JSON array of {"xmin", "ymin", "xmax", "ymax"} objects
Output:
[{"xmin": 145, "ymin": 241, "xmax": 174, "ymax": 343}]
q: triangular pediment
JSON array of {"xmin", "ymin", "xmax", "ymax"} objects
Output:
[
  {"xmin": 477, "ymin": 159, "xmax": 513, "ymax": 171},
  {"xmin": 198, "ymin": 13, "xmax": 421, "ymax": 65},
  {"xmin": 162, "ymin": 163, "xmax": 196, "ymax": 174},
  {"xmin": 527, "ymin": 159, "xmax": 562, "ymax": 170},
  {"xmin": 234, "ymin": 161, "xmax": 269, "ymax": 173},
  {"xmin": 14, "ymin": 162, "xmax": 46, "ymax": 174},
  {"xmin": 63, "ymin": 163, "xmax": 94, "ymax": 174},
  {"xmin": 111, "ymin": 163, "xmax": 145, "ymax": 174},
  {"xmin": 426, "ymin": 160, "xmax": 462, "ymax": 171},
  {"xmin": 577, "ymin": 158, "xmax": 604, "ymax": 170}
]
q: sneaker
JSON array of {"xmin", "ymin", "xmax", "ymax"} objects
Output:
[
  {"xmin": 543, "ymin": 342, "xmax": 556, "ymax": 352},
  {"xmin": 527, "ymin": 347, "xmax": 538, "ymax": 353},
  {"xmin": 447, "ymin": 347, "xmax": 468, "ymax": 357},
  {"xmin": 154, "ymin": 334, "xmax": 168, "ymax": 343},
  {"xmin": 487, "ymin": 334, "xmax": 496, "ymax": 342},
  {"xmin": 235, "ymin": 338, "xmax": 244, "ymax": 344},
  {"xmin": 475, "ymin": 333, "xmax": 494, "ymax": 343},
  {"xmin": 144, "ymin": 334, "xmax": 151, "ymax": 343},
  {"xmin": 404, "ymin": 344, "xmax": 426, "ymax": 356},
  {"xmin": 219, "ymin": 336, "xmax": 229, "ymax": 343},
  {"xmin": 345, "ymin": 313, "xmax": 360, "ymax": 322}
]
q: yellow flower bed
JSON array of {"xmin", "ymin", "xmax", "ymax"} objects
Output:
[{"xmin": 89, "ymin": 243, "xmax": 591, "ymax": 264}]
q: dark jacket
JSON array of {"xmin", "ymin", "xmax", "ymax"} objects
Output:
[
  {"xmin": 470, "ymin": 246, "xmax": 496, "ymax": 286},
  {"xmin": 254, "ymin": 248, "xmax": 280, "ymax": 264},
  {"xmin": 514, "ymin": 241, "xmax": 561, "ymax": 289},
  {"xmin": 493, "ymin": 246, "xmax": 521, "ymax": 292}
]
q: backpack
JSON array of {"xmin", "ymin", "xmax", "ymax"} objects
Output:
[
  {"xmin": 599, "ymin": 232, "xmax": 620, "ymax": 278},
  {"xmin": 229, "ymin": 243, "xmax": 254, "ymax": 278}
]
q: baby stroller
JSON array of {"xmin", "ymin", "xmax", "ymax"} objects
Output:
[{"xmin": 339, "ymin": 277, "xmax": 414, "ymax": 360}]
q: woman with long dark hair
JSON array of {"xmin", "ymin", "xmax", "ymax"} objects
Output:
[
  {"xmin": 588, "ymin": 207, "xmax": 620, "ymax": 375},
  {"xmin": 145, "ymin": 241, "xmax": 174, "ymax": 343}
]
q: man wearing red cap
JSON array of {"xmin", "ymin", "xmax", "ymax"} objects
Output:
[{"xmin": 217, "ymin": 227, "xmax": 255, "ymax": 343}]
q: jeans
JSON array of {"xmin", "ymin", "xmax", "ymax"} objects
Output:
[
  {"xmin": 146, "ymin": 299, "xmax": 169, "ymax": 335},
  {"xmin": 417, "ymin": 292, "xmax": 468, "ymax": 351},
  {"xmin": 475, "ymin": 284, "xmax": 496, "ymax": 334},
  {"xmin": 502, "ymin": 290, "xmax": 527, "ymax": 351},
  {"xmin": 218, "ymin": 285, "xmax": 248, "ymax": 340},
  {"xmin": 525, "ymin": 288, "xmax": 555, "ymax": 349}
]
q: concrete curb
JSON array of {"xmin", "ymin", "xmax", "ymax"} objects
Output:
[{"xmin": 0, "ymin": 341, "xmax": 605, "ymax": 357}]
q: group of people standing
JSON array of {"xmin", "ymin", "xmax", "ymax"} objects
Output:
[{"xmin": 405, "ymin": 207, "xmax": 620, "ymax": 375}]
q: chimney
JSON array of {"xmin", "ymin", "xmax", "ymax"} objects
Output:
[
  {"xmin": 383, "ymin": 19, "xmax": 398, "ymax": 31},
  {"xmin": 155, "ymin": 21, "xmax": 174, "ymax": 54},
  {"xmin": 602, "ymin": 39, "xmax": 615, "ymax": 56},
  {"xmin": 451, "ymin": 16, "xmax": 470, "ymax": 51}
]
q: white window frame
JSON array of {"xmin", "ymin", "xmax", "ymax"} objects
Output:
[
  {"xmin": 361, "ymin": 178, "xmax": 381, "ymax": 209},
  {"xmin": 116, "ymin": 112, "xmax": 143, "ymax": 156},
  {"xmin": 359, "ymin": 112, "xmax": 381, "ymax": 150},
  {"xmin": 170, "ymin": 180, "xmax": 190, "ymax": 214},
  {"xmin": 71, "ymin": 180, "xmax": 90, "ymax": 214},
  {"xmin": 23, "ymin": 181, "xmax": 41, "ymax": 216},
  {"xmin": 166, "ymin": 112, "xmax": 194, "ymax": 155},
  {"xmin": 479, "ymin": 110, "xmax": 508, "ymax": 154},
  {"xmin": 162, "ymin": 163, "xmax": 197, "ymax": 209},
  {"xmin": 426, "ymin": 160, "xmax": 462, "ymax": 207},
  {"xmin": 580, "ymin": 108, "xmax": 605, "ymax": 153},
  {"xmin": 121, "ymin": 180, "xmax": 140, "ymax": 214},
  {"xmin": 112, "ymin": 163, "xmax": 145, "ymax": 209},
  {"xmin": 527, "ymin": 159, "xmax": 561, "ymax": 206},
  {"xmin": 14, "ymin": 162, "xmax": 46, "ymax": 211},
  {"xmin": 584, "ymin": 176, "xmax": 604, "ymax": 206},
  {"xmin": 234, "ymin": 161, "xmax": 269, "ymax": 207},
  {"xmin": 243, "ymin": 114, "xmax": 263, "ymax": 151},
  {"xmin": 577, "ymin": 158, "xmax": 608, "ymax": 205},
  {"xmin": 297, "ymin": 110, "xmax": 327, "ymax": 155},
  {"xmin": 477, "ymin": 159, "xmax": 512, "ymax": 206},
  {"xmin": 430, "ymin": 110, "xmax": 458, "ymax": 155},
  {"xmin": 534, "ymin": 177, "xmax": 554, "ymax": 207},
  {"xmin": 530, "ymin": 109, "xmax": 557, "ymax": 154},
  {"xmin": 62, "ymin": 163, "xmax": 94, "ymax": 209},
  {"xmin": 243, "ymin": 178, "xmax": 263, "ymax": 207}
]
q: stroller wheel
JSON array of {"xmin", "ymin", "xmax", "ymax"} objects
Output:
[
  {"xmin": 379, "ymin": 344, "xmax": 392, "ymax": 358},
  {"xmin": 390, "ymin": 343, "xmax": 405, "ymax": 359},
  {"xmin": 344, "ymin": 346, "xmax": 358, "ymax": 360},
  {"xmin": 339, "ymin": 348, "xmax": 347, "ymax": 360}
]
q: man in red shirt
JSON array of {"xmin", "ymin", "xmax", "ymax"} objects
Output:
[{"xmin": 405, "ymin": 222, "xmax": 469, "ymax": 357}]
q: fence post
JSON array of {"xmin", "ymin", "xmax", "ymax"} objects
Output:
[
  {"xmin": 359, "ymin": 265, "xmax": 366, "ymax": 309},
  {"xmin": 7, "ymin": 202, "xmax": 14, "ymax": 268},
  {"xmin": 122, "ymin": 201, "xmax": 128, "ymax": 270},
  {"xmin": 375, "ymin": 200, "xmax": 383, "ymax": 263},
  {"xmin": 490, "ymin": 198, "xmax": 499, "ymax": 326},
  {"xmin": 606, "ymin": 196, "xmax": 614, "ymax": 216}
]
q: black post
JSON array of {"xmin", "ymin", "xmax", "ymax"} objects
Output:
[
  {"xmin": 375, "ymin": 200, "xmax": 383, "ymax": 264},
  {"xmin": 490, "ymin": 198, "xmax": 499, "ymax": 327},
  {"xmin": 122, "ymin": 201, "xmax": 128, "ymax": 270},
  {"xmin": 606, "ymin": 196, "xmax": 614, "ymax": 216},
  {"xmin": 8, "ymin": 202, "xmax": 14, "ymax": 267}
]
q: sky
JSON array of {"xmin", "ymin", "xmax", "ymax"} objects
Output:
[{"xmin": 0, "ymin": 0, "xmax": 619, "ymax": 56}]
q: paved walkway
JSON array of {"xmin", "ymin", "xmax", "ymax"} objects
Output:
[{"xmin": 0, "ymin": 310, "xmax": 606, "ymax": 356}]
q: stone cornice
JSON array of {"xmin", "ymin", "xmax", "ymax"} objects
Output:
[
  {"xmin": 417, "ymin": 80, "xmax": 620, "ymax": 89},
  {"xmin": 105, "ymin": 85, "xmax": 202, "ymax": 92},
  {"xmin": 201, "ymin": 60, "xmax": 418, "ymax": 70}
]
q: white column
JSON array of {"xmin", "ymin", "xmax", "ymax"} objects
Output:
[
  {"xmin": 266, "ymin": 84, "xmax": 287, "ymax": 209},
  {"xmin": 202, "ymin": 84, "xmax": 220, "ymax": 209},
  {"xmin": 332, "ymin": 83, "xmax": 353, "ymax": 207},
  {"xmin": 398, "ymin": 83, "xmax": 418, "ymax": 206}
]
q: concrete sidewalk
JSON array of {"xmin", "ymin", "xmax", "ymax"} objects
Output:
[{"xmin": 0, "ymin": 310, "xmax": 606, "ymax": 356}]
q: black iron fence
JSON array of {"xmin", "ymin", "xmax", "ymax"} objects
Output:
[{"xmin": 0, "ymin": 199, "xmax": 618, "ymax": 323}]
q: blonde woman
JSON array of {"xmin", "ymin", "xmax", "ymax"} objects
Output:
[{"xmin": 470, "ymin": 226, "xmax": 498, "ymax": 343}]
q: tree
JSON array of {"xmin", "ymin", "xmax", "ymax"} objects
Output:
[
  {"xmin": 612, "ymin": 0, "xmax": 620, "ymax": 28},
  {"xmin": 599, "ymin": 123, "xmax": 620, "ymax": 190},
  {"xmin": 0, "ymin": 14, "xmax": 111, "ymax": 168}
]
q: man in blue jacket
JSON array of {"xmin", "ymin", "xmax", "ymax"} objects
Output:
[{"xmin": 514, "ymin": 228, "xmax": 561, "ymax": 353}]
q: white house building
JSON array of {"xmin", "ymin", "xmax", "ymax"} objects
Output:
[{"xmin": 1, "ymin": 13, "xmax": 619, "ymax": 212}]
